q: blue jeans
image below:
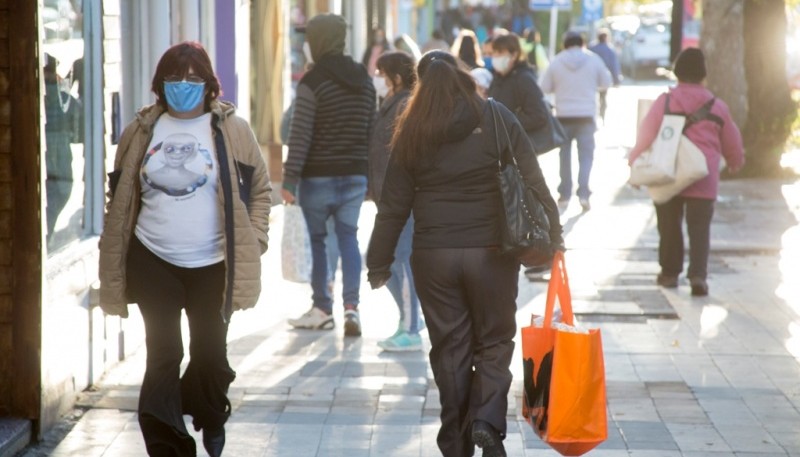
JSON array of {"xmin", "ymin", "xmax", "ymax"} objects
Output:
[
  {"xmin": 325, "ymin": 218, "xmax": 339, "ymax": 283},
  {"xmin": 298, "ymin": 175, "xmax": 367, "ymax": 313},
  {"xmin": 386, "ymin": 216, "xmax": 422, "ymax": 334},
  {"xmin": 557, "ymin": 118, "xmax": 596, "ymax": 200}
]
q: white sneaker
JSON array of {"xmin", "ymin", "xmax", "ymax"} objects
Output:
[
  {"xmin": 288, "ymin": 307, "xmax": 334, "ymax": 330},
  {"xmin": 579, "ymin": 198, "xmax": 591, "ymax": 212}
]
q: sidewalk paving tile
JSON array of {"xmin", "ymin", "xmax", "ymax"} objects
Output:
[{"xmin": 17, "ymin": 92, "xmax": 800, "ymax": 456}]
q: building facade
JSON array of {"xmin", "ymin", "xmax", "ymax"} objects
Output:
[{"xmin": 0, "ymin": 0, "xmax": 438, "ymax": 450}]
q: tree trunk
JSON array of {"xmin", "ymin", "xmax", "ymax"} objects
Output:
[
  {"xmin": 742, "ymin": 0, "xmax": 797, "ymax": 177},
  {"xmin": 701, "ymin": 0, "xmax": 747, "ymax": 128}
]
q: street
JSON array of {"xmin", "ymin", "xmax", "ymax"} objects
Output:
[{"xmin": 17, "ymin": 82, "xmax": 800, "ymax": 457}]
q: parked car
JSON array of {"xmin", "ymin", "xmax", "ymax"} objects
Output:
[{"xmin": 620, "ymin": 19, "xmax": 671, "ymax": 79}]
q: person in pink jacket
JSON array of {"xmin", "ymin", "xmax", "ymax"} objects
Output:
[{"xmin": 628, "ymin": 48, "xmax": 744, "ymax": 296}]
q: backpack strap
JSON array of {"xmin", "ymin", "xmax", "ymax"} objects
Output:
[
  {"xmin": 664, "ymin": 94, "xmax": 725, "ymax": 131},
  {"xmin": 685, "ymin": 97, "xmax": 724, "ymax": 130}
]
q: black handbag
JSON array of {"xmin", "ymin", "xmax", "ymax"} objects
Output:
[
  {"xmin": 527, "ymin": 101, "xmax": 567, "ymax": 155},
  {"xmin": 489, "ymin": 99, "xmax": 552, "ymax": 266}
]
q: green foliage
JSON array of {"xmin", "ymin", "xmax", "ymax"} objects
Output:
[
  {"xmin": 787, "ymin": 91, "xmax": 800, "ymax": 149},
  {"xmin": 533, "ymin": 11, "xmax": 573, "ymax": 49}
]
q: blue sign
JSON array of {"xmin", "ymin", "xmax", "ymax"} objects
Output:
[
  {"xmin": 581, "ymin": 0, "xmax": 603, "ymax": 23},
  {"xmin": 529, "ymin": 0, "xmax": 572, "ymax": 11}
]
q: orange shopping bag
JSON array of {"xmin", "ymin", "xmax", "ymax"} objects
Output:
[{"xmin": 520, "ymin": 251, "xmax": 607, "ymax": 456}]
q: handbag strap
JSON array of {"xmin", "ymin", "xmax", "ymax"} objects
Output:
[
  {"xmin": 544, "ymin": 251, "xmax": 575, "ymax": 327},
  {"xmin": 487, "ymin": 98, "xmax": 517, "ymax": 169}
]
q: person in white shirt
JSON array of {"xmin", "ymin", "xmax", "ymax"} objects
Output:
[{"xmin": 99, "ymin": 41, "xmax": 271, "ymax": 457}]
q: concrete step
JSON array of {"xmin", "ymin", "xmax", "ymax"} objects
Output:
[{"xmin": 0, "ymin": 418, "xmax": 31, "ymax": 457}]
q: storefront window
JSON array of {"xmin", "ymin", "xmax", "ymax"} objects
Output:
[
  {"xmin": 41, "ymin": 0, "xmax": 85, "ymax": 254},
  {"xmin": 290, "ymin": 0, "xmax": 309, "ymax": 87}
]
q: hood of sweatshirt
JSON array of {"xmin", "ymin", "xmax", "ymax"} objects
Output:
[
  {"xmin": 306, "ymin": 13, "xmax": 347, "ymax": 62},
  {"xmin": 442, "ymin": 97, "xmax": 482, "ymax": 144},
  {"xmin": 559, "ymin": 48, "xmax": 591, "ymax": 72},
  {"xmin": 315, "ymin": 54, "xmax": 372, "ymax": 92},
  {"xmin": 668, "ymin": 83, "xmax": 715, "ymax": 113}
]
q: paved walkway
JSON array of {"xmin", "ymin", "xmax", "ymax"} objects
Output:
[{"xmin": 17, "ymin": 86, "xmax": 800, "ymax": 456}]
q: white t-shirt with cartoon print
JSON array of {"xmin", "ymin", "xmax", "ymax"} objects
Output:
[{"xmin": 135, "ymin": 112, "xmax": 224, "ymax": 267}]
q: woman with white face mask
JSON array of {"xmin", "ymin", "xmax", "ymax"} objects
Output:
[
  {"xmin": 367, "ymin": 51, "xmax": 425, "ymax": 352},
  {"xmin": 488, "ymin": 33, "xmax": 549, "ymax": 149}
]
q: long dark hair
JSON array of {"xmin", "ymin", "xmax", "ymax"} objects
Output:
[{"xmin": 391, "ymin": 51, "xmax": 481, "ymax": 165}]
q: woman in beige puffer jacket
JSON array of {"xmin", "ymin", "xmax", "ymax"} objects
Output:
[{"xmin": 98, "ymin": 42, "xmax": 270, "ymax": 457}]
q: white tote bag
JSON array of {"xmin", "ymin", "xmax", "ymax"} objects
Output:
[
  {"xmin": 281, "ymin": 204, "xmax": 312, "ymax": 283},
  {"xmin": 647, "ymin": 135, "xmax": 709, "ymax": 204},
  {"xmin": 628, "ymin": 114, "xmax": 686, "ymax": 186}
]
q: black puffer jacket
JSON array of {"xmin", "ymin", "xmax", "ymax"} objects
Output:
[
  {"xmin": 367, "ymin": 89, "xmax": 410, "ymax": 201},
  {"xmin": 488, "ymin": 62, "xmax": 548, "ymax": 135},
  {"xmin": 367, "ymin": 97, "xmax": 562, "ymax": 275}
]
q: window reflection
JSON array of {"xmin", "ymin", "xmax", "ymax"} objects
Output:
[
  {"xmin": 290, "ymin": 0, "xmax": 309, "ymax": 84},
  {"xmin": 42, "ymin": 0, "xmax": 85, "ymax": 253}
]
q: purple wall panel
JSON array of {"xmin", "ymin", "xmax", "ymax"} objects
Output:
[{"xmin": 215, "ymin": 0, "xmax": 237, "ymax": 104}]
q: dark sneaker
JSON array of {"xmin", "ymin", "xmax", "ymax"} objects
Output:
[
  {"xmin": 471, "ymin": 420, "xmax": 507, "ymax": 457},
  {"xmin": 343, "ymin": 307, "xmax": 361, "ymax": 337},
  {"xmin": 656, "ymin": 273, "xmax": 678, "ymax": 288},
  {"xmin": 689, "ymin": 277, "xmax": 708, "ymax": 296}
]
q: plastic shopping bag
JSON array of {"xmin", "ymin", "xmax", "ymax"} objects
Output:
[
  {"xmin": 281, "ymin": 204, "xmax": 312, "ymax": 283},
  {"xmin": 520, "ymin": 251, "xmax": 607, "ymax": 456}
]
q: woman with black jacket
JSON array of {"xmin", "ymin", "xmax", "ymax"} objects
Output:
[
  {"xmin": 488, "ymin": 33, "xmax": 550, "ymax": 152},
  {"xmin": 367, "ymin": 51, "xmax": 424, "ymax": 352},
  {"xmin": 366, "ymin": 51, "xmax": 562, "ymax": 457}
]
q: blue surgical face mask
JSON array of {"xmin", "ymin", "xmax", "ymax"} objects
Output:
[{"xmin": 163, "ymin": 81, "xmax": 205, "ymax": 113}]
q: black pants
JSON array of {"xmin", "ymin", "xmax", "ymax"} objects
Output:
[
  {"xmin": 411, "ymin": 247, "xmax": 518, "ymax": 457},
  {"xmin": 655, "ymin": 196, "xmax": 715, "ymax": 279},
  {"xmin": 127, "ymin": 236, "xmax": 236, "ymax": 457}
]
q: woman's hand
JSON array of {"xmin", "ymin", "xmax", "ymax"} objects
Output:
[
  {"xmin": 368, "ymin": 269, "xmax": 391, "ymax": 289},
  {"xmin": 282, "ymin": 188, "xmax": 296, "ymax": 205}
]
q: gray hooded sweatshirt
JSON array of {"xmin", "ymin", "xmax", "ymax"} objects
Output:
[{"xmin": 540, "ymin": 47, "xmax": 612, "ymax": 118}]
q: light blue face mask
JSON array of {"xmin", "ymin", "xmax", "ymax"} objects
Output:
[{"xmin": 163, "ymin": 81, "xmax": 205, "ymax": 113}]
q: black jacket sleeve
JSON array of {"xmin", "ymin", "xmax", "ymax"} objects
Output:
[
  {"xmin": 366, "ymin": 154, "xmax": 415, "ymax": 284},
  {"xmin": 499, "ymin": 106, "xmax": 563, "ymax": 248},
  {"xmin": 513, "ymin": 71, "xmax": 549, "ymax": 134}
]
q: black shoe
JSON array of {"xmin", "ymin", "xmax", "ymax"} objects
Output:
[
  {"xmin": 471, "ymin": 420, "xmax": 507, "ymax": 457},
  {"xmin": 656, "ymin": 273, "xmax": 678, "ymax": 288},
  {"xmin": 689, "ymin": 277, "xmax": 708, "ymax": 296},
  {"xmin": 202, "ymin": 427, "xmax": 225, "ymax": 457},
  {"xmin": 343, "ymin": 307, "xmax": 361, "ymax": 337}
]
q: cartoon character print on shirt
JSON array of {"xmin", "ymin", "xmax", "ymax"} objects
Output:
[{"xmin": 141, "ymin": 132, "xmax": 213, "ymax": 197}]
